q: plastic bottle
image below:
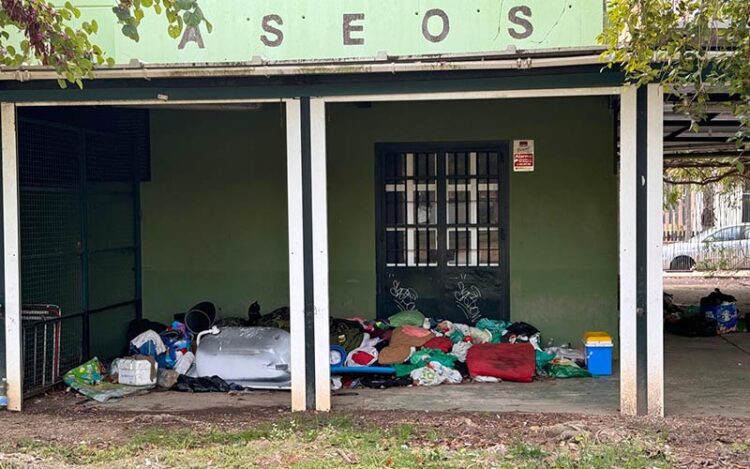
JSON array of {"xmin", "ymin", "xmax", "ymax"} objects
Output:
[{"xmin": 0, "ymin": 379, "xmax": 7, "ymax": 409}]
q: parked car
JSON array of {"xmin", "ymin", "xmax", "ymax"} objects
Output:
[{"xmin": 663, "ymin": 223, "xmax": 750, "ymax": 271}]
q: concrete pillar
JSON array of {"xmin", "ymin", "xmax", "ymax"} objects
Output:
[
  {"xmin": 286, "ymin": 97, "xmax": 331, "ymax": 412},
  {"xmin": 619, "ymin": 86, "xmax": 638, "ymax": 416},
  {"xmin": 2, "ymin": 102, "xmax": 22, "ymax": 411},
  {"xmin": 645, "ymin": 84, "xmax": 665, "ymax": 417},
  {"xmin": 285, "ymin": 98, "xmax": 307, "ymax": 411},
  {"xmin": 310, "ymin": 98, "xmax": 331, "ymax": 412}
]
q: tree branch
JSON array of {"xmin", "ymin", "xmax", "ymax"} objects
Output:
[
  {"xmin": 664, "ymin": 167, "xmax": 750, "ymax": 185},
  {"xmin": 664, "ymin": 160, "xmax": 750, "ymax": 169}
]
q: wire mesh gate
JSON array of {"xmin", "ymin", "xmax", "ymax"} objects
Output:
[{"xmin": 10, "ymin": 116, "xmax": 142, "ymax": 396}]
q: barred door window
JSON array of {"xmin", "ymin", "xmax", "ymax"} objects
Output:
[{"xmin": 377, "ymin": 144, "xmax": 508, "ymax": 323}]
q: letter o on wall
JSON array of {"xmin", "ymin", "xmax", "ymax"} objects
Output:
[{"xmin": 422, "ymin": 9, "xmax": 450, "ymax": 43}]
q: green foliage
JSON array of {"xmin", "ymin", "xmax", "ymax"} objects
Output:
[
  {"xmin": 601, "ymin": 1, "xmax": 750, "ymax": 191},
  {"xmin": 0, "ymin": 0, "xmax": 209, "ymax": 87},
  {"xmin": 600, "ymin": 0, "xmax": 750, "ymax": 148},
  {"xmin": 113, "ymin": 0, "xmax": 211, "ymax": 42}
]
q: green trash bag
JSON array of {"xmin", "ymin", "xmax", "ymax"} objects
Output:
[
  {"xmin": 409, "ymin": 349, "xmax": 457, "ymax": 368},
  {"xmin": 535, "ymin": 350, "xmax": 556, "ymax": 373},
  {"xmin": 546, "ymin": 358, "xmax": 591, "ymax": 379},
  {"xmin": 393, "ymin": 363, "xmax": 420, "ymax": 378},
  {"xmin": 475, "ymin": 318, "xmax": 509, "ymax": 343},
  {"xmin": 448, "ymin": 329, "xmax": 465, "ymax": 344}
]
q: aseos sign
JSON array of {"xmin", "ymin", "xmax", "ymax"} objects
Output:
[{"xmin": 76, "ymin": 0, "xmax": 605, "ymax": 65}]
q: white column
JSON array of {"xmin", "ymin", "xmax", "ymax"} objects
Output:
[
  {"xmin": 310, "ymin": 98, "xmax": 331, "ymax": 412},
  {"xmin": 2, "ymin": 102, "xmax": 22, "ymax": 412},
  {"xmin": 619, "ymin": 87, "xmax": 638, "ymax": 416},
  {"xmin": 646, "ymin": 84, "xmax": 665, "ymax": 417},
  {"xmin": 285, "ymin": 99, "xmax": 306, "ymax": 412}
]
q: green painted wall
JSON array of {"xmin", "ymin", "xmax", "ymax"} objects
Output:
[
  {"xmin": 326, "ymin": 98, "xmax": 618, "ymax": 346},
  {"xmin": 143, "ymin": 97, "xmax": 617, "ymax": 348},
  {"xmin": 142, "ymin": 107, "xmax": 289, "ymax": 322},
  {"xmin": 61, "ymin": 0, "xmax": 604, "ymax": 66}
]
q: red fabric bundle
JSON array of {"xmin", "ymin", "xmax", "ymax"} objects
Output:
[
  {"xmin": 466, "ymin": 343, "xmax": 535, "ymax": 382},
  {"xmin": 422, "ymin": 336, "xmax": 453, "ymax": 353}
]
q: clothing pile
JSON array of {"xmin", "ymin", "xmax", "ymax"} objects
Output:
[{"xmin": 330, "ymin": 310, "xmax": 591, "ymax": 389}]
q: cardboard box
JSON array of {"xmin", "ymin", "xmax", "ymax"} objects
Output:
[{"xmin": 116, "ymin": 356, "xmax": 157, "ymax": 386}]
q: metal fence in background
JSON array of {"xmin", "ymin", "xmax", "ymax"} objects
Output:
[
  {"xmin": 663, "ymin": 182, "xmax": 750, "ymax": 271},
  {"xmin": 16, "ymin": 113, "xmax": 144, "ymax": 396}
]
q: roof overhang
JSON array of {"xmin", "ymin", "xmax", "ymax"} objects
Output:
[{"xmin": 0, "ymin": 47, "xmax": 607, "ymax": 82}]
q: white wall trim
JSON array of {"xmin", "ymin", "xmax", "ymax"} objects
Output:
[
  {"xmin": 8, "ymin": 87, "xmax": 622, "ymax": 109},
  {"xmin": 310, "ymin": 98, "xmax": 331, "ymax": 412},
  {"xmin": 0, "ymin": 54, "xmax": 605, "ymax": 82},
  {"xmin": 321, "ymin": 87, "xmax": 622, "ymax": 103},
  {"xmin": 2, "ymin": 102, "xmax": 22, "ymax": 411},
  {"xmin": 646, "ymin": 84, "xmax": 665, "ymax": 417},
  {"xmin": 284, "ymin": 98, "xmax": 306, "ymax": 412},
  {"xmin": 618, "ymin": 86, "xmax": 638, "ymax": 416}
]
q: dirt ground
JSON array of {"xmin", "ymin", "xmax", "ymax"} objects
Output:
[{"xmin": 1, "ymin": 390, "xmax": 748, "ymax": 467}]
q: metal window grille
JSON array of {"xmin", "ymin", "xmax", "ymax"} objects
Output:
[{"xmin": 384, "ymin": 151, "xmax": 501, "ymax": 268}]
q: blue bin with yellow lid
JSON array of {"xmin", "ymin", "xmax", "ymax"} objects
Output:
[{"xmin": 583, "ymin": 331, "xmax": 613, "ymax": 376}]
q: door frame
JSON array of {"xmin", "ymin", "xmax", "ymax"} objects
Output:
[{"xmin": 374, "ymin": 141, "xmax": 511, "ymax": 322}]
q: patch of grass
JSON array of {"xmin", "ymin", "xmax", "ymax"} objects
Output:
[
  {"xmin": 395, "ymin": 423, "xmax": 415, "ymax": 443},
  {"xmin": 552, "ymin": 436, "xmax": 672, "ymax": 469},
  {"xmin": 731, "ymin": 442, "xmax": 749, "ymax": 453},
  {"xmin": 15, "ymin": 438, "xmax": 132, "ymax": 465},
  {"xmin": 508, "ymin": 442, "xmax": 547, "ymax": 459},
  {"xmin": 424, "ymin": 427, "xmax": 440, "ymax": 442},
  {"xmin": 8, "ymin": 416, "xmax": 677, "ymax": 469}
]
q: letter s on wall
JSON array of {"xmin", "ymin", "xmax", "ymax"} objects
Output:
[
  {"xmin": 508, "ymin": 6, "xmax": 533, "ymax": 40},
  {"xmin": 261, "ymin": 14, "xmax": 284, "ymax": 47}
]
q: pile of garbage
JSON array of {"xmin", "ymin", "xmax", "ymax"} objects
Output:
[
  {"xmin": 664, "ymin": 289, "xmax": 746, "ymax": 337},
  {"xmin": 62, "ymin": 301, "xmax": 600, "ymax": 402},
  {"xmin": 329, "ymin": 309, "xmax": 592, "ymax": 390},
  {"xmin": 64, "ymin": 302, "xmax": 250, "ymax": 402}
]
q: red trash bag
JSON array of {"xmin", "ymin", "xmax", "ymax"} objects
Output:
[{"xmin": 466, "ymin": 343, "xmax": 535, "ymax": 382}]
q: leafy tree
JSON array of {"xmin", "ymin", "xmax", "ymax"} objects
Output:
[
  {"xmin": 600, "ymin": 0, "xmax": 750, "ymax": 206},
  {"xmin": 600, "ymin": 0, "xmax": 750, "ymax": 140},
  {"xmin": 0, "ymin": 0, "xmax": 209, "ymax": 88}
]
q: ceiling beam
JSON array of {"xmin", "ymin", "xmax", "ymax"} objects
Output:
[
  {"xmin": 665, "ymin": 113, "xmax": 719, "ymax": 140},
  {"xmin": 664, "ymin": 119, "xmax": 741, "ymax": 127},
  {"xmin": 664, "ymin": 135, "xmax": 733, "ymax": 143}
]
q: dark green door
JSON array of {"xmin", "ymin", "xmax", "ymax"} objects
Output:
[{"xmin": 375, "ymin": 142, "xmax": 509, "ymax": 324}]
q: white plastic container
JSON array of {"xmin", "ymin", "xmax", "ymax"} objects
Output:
[{"xmin": 117, "ymin": 357, "xmax": 157, "ymax": 386}]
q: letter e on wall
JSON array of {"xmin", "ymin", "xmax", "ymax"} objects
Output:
[{"xmin": 343, "ymin": 13, "xmax": 365, "ymax": 45}]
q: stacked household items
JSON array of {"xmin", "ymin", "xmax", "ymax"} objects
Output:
[
  {"xmin": 63, "ymin": 301, "xmax": 274, "ymax": 402},
  {"xmin": 63, "ymin": 301, "xmax": 602, "ymax": 402},
  {"xmin": 328, "ymin": 309, "xmax": 593, "ymax": 390}
]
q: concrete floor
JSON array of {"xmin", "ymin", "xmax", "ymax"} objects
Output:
[
  {"xmin": 94, "ymin": 332, "xmax": 750, "ymax": 417},
  {"xmin": 665, "ymin": 333, "xmax": 749, "ymax": 417}
]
